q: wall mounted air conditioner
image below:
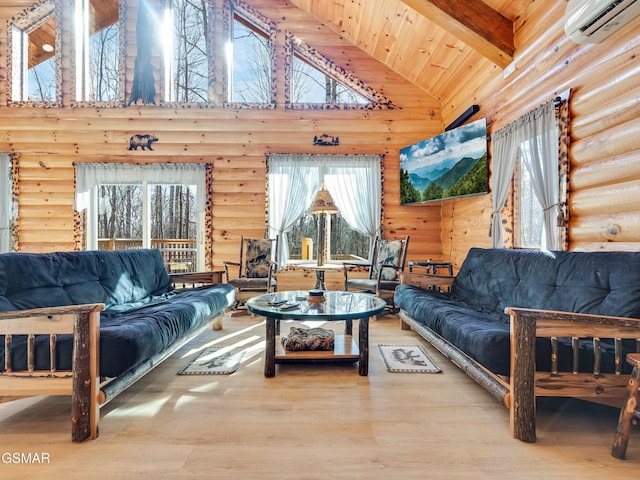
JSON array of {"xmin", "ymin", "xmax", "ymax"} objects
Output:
[{"xmin": 565, "ymin": 0, "xmax": 640, "ymax": 44}]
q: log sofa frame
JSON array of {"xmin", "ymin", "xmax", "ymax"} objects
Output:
[
  {"xmin": 398, "ymin": 272, "xmax": 640, "ymax": 443},
  {"xmin": 0, "ymin": 272, "xmax": 226, "ymax": 442}
]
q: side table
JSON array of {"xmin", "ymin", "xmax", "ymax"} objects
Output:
[{"xmin": 409, "ymin": 260, "xmax": 453, "ymax": 275}]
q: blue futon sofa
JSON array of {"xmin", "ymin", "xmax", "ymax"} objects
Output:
[
  {"xmin": 0, "ymin": 249, "xmax": 235, "ymax": 441},
  {"xmin": 395, "ymin": 248, "xmax": 640, "ymax": 442}
]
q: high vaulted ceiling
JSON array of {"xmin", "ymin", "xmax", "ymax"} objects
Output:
[{"xmin": 0, "ymin": 0, "xmax": 529, "ymax": 105}]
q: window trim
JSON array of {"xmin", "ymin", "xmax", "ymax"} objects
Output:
[
  {"xmin": 0, "ymin": 154, "xmax": 13, "ymax": 253},
  {"xmin": 8, "ymin": 0, "xmax": 62, "ymax": 106},
  {"xmin": 223, "ymin": 2, "xmax": 277, "ymax": 108},
  {"xmin": 75, "ymin": 163, "xmax": 207, "ymax": 271},
  {"xmin": 285, "ymin": 34, "xmax": 397, "ymax": 110}
]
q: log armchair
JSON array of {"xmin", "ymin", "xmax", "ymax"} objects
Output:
[
  {"xmin": 343, "ymin": 236, "xmax": 409, "ymax": 307},
  {"xmin": 224, "ymin": 235, "xmax": 278, "ymax": 308}
]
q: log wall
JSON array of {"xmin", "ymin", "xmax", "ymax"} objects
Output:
[
  {"xmin": 0, "ymin": 0, "xmax": 443, "ymax": 268},
  {"xmin": 2, "ymin": 0, "xmax": 640, "ymax": 276},
  {"xmin": 1, "ymin": 106, "xmax": 442, "ymax": 265},
  {"xmin": 441, "ymin": 1, "xmax": 640, "ymax": 270}
]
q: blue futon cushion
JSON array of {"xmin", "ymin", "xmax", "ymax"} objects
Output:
[
  {"xmin": 394, "ymin": 248, "xmax": 640, "ymax": 376},
  {"xmin": 0, "ymin": 249, "xmax": 235, "ymax": 377}
]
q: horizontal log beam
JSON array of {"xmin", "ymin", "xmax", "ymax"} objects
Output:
[{"xmin": 400, "ymin": 0, "xmax": 514, "ymax": 68}]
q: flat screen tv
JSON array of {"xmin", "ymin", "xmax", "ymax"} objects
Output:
[{"xmin": 399, "ymin": 118, "xmax": 488, "ymax": 205}]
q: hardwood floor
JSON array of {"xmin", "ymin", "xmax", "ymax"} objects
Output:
[{"xmin": 0, "ymin": 311, "xmax": 638, "ymax": 479}]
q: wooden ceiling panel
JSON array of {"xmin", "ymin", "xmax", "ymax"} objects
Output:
[
  {"xmin": 286, "ymin": 0, "xmax": 520, "ymax": 100},
  {"xmin": 248, "ymin": 0, "xmax": 439, "ymax": 107},
  {"xmin": 399, "ymin": 0, "xmax": 514, "ymax": 67}
]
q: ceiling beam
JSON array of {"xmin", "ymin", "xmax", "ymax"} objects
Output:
[{"xmin": 401, "ymin": 0, "xmax": 514, "ymax": 68}]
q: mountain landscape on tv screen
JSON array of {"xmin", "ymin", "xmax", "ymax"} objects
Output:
[{"xmin": 399, "ymin": 118, "xmax": 488, "ymax": 204}]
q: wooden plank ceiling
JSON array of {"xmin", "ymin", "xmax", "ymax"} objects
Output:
[{"xmin": 0, "ymin": 0, "xmax": 528, "ymax": 106}]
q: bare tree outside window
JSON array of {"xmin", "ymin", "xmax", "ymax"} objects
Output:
[
  {"xmin": 151, "ymin": 185, "xmax": 196, "ymax": 239},
  {"xmin": 330, "ymin": 215, "xmax": 369, "ymax": 259},
  {"xmin": 28, "ymin": 58, "xmax": 56, "ymax": 101},
  {"xmin": 98, "ymin": 185, "xmax": 143, "ymax": 240},
  {"xmin": 231, "ymin": 15, "xmax": 271, "ymax": 103},
  {"xmin": 170, "ymin": 0, "xmax": 208, "ymax": 102},
  {"xmin": 292, "ymin": 54, "xmax": 368, "ymax": 104},
  {"xmin": 98, "ymin": 183, "xmax": 197, "ymax": 270},
  {"xmin": 515, "ymin": 156, "xmax": 544, "ymax": 248},
  {"xmin": 89, "ymin": 23, "xmax": 119, "ymax": 102},
  {"xmin": 287, "ymin": 213, "xmax": 369, "ymax": 261}
]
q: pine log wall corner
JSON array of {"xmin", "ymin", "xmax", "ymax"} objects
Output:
[
  {"xmin": 0, "ymin": 0, "xmax": 639, "ymax": 272},
  {"xmin": 441, "ymin": 1, "xmax": 640, "ymax": 270}
]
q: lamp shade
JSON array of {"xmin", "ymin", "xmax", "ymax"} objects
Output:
[{"xmin": 309, "ymin": 186, "xmax": 339, "ymax": 214}]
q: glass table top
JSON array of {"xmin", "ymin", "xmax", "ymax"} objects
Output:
[{"xmin": 246, "ymin": 290, "xmax": 386, "ymax": 320}]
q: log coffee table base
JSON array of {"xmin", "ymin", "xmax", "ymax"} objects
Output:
[
  {"xmin": 264, "ymin": 317, "xmax": 369, "ymax": 377},
  {"xmin": 247, "ymin": 291, "xmax": 385, "ymax": 378}
]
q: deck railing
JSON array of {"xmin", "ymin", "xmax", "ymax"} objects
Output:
[{"xmin": 97, "ymin": 238, "xmax": 197, "ymax": 272}]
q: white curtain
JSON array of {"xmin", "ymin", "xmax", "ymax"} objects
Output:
[
  {"xmin": 74, "ymin": 163, "xmax": 207, "ymax": 212},
  {"xmin": 490, "ymin": 125, "xmax": 521, "ymax": 248},
  {"xmin": 267, "ymin": 155, "xmax": 323, "ymax": 267},
  {"xmin": 323, "ymin": 156, "xmax": 381, "ymax": 239},
  {"xmin": 267, "ymin": 154, "xmax": 382, "ymax": 267},
  {"xmin": 0, "ymin": 154, "xmax": 11, "ymax": 253},
  {"xmin": 490, "ymin": 99, "xmax": 559, "ymax": 249},
  {"xmin": 519, "ymin": 102, "xmax": 560, "ymax": 250}
]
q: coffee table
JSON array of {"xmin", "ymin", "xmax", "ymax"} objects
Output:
[{"xmin": 246, "ymin": 290, "xmax": 386, "ymax": 377}]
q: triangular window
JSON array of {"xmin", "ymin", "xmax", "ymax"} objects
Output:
[
  {"xmin": 288, "ymin": 39, "xmax": 395, "ymax": 109},
  {"xmin": 291, "ymin": 54, "xmax": 369, "ymax": 104}
]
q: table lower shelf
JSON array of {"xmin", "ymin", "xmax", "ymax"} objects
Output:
[{"xmin": 275, "ymin": 334, "xmax": 359, "ymax": 362}]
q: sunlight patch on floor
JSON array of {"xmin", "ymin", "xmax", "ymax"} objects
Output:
[{"xmin": 104, "ymin": 395, "xmax": 173, "ymax": 418}]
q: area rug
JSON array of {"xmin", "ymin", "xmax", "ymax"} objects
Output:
[
  {"xmin": 378, "ymin": 344, "xmax": 441, "ymax": 373},
  {"xmin": 178, "ymin": 347, "xmax": 246, "ymax": 375}
]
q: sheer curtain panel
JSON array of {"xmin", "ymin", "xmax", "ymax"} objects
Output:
[
  {"xmin": 267, "ymin": 155, "xmax": 323, "ymax": 268},
  {"xmin": 490, "ymin": 99, "xmax": 560, "ymax": 250}
]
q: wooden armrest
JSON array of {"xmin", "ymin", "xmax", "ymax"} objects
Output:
[
  {"xmin": 0, "ymin": 303, "xmax": 105, "ymax": 333},
  {"xmin": 343, "ymin": 262, "xmax": 371, "ymax": 280},
  {"xmin": 169, "ymin": 271, "xmax": 224, "ymax": 286},
  {"xmin": 506, "ymin": 306, "xmax": 640, "ymax": 443},
  {"xmin": 223, "ymin": 261, "xmax": 240, "ymax": 266},
  {"xmin": 505, "ymin": 307, "xmax": 640, "ymax": 337},
  {"xmin": 0, "ymin": 303, "xmax": 104, "ymax": 442},
  {"xmin": 399, "ymin": 272, "xmax": 455, "ymax": 289},
  {"xmin": 379, "ymin": 263, "xmax": 400, "ymax": 269}
]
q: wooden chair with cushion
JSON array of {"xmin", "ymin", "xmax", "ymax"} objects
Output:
[
  {"xmin": 224, "ymin": 235, "xmax": 278, "ymax": 309},
  {"xmin": 343, "ymin": 235, "xmax": 409, "ymax": 308},
  {"xmin": 612, "ymin": 353, "xmax": 640, "ymax": 459}
]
